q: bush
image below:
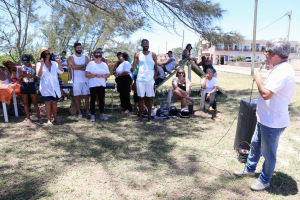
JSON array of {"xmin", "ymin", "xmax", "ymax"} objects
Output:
[{"xmin": 232, "ymin": 56, "xmax": 246, "ymax": 62}]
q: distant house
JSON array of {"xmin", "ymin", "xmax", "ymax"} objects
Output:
[{"xmin": 200, "ymin": 39, "xmax": 299, "ymax": 65}]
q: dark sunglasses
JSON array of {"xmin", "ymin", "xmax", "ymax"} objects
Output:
[
  {"xmin": 94, "ymin": 55, "xmax": 101, "ymax": 58},
  {"xmin": 178, "ymin": 72, "xmax": 184, "ymax": 74},
  {"xmin": 44, "ymin": 53, "xmax": 50, "ymax": 55}
]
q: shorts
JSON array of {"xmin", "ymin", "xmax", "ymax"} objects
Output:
[
  {"xmin": 63, "ymin": 68, "xmax": 68, "ymax": 72},
  {"xmin": 21, "ymin": 82, "xmax": 36, "ymax": 94},
  {"xmin": 155, "ymin": 78, "xmax": 164, "ymax": 85},
  {"xmin": 73, "ymin": 81, "xmax": 90, "ymax": 96},
  {"xmin": 43, "ymin": 95, "xmax": 58, "ymax": 102},
  {"xmin": 136, "ymin": 80, "xmax": 155, "ymax": 97}
]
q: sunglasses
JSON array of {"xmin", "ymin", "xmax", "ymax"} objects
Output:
[
  {"xmin": 44, "ymin": 53, "xmax": 50, "ymax": 55},
  {"xmin": 178, "ymin": 72, "xmax": 184, "ymax": 74},
  {"xmin": 94, "ymin": 55, "xmax": 101, "ymax": 58}
]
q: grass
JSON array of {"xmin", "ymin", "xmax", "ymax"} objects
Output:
[{"xmin": 0, "ymin": 71, "xmax": 299, "ymax": 199}]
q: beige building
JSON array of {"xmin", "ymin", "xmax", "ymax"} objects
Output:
[{"xmin": 199, "ymin": 38, "xmax": 299, "ymax": 65}]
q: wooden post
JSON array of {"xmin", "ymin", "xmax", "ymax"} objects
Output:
[
  {"xmin": 188, "ymin": 62, "xmax": 192, "ymax": 96},
  {"xmin": 167, "ymin": 88, "xmax": 173, "ymax": 110},
  {"xmin": 200, "ymin": 88, "xmax": 206, "ymax": 111}
]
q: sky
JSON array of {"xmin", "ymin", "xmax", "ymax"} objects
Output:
[{"xmin": 127, "ymin": 0, "xmax": 300, "ymax": 55}]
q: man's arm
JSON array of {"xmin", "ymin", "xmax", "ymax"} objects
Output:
[
  {"xmin": 152, "ymin": 52, "xmax": 158, "ymax": 78},
  {"xmin": 254, "ymin": 71, "xmax": 274, "ymax": 100},
  {"xmin": 162, "ymin": 58, "xmax": 175, "ymax": 65},
  {"xmin": 68, "ymin": 56, "xmax": 86, "ymax": 71},
  {"xmin": 131, "ymin": 52, "xmax": 139, "ymax": 72}
]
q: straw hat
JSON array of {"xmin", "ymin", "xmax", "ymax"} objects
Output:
[{"xmin": 38, "ymin": 47, "xmax": 53, "ymax": 59}]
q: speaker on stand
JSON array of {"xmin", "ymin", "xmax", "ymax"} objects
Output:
[{"xmin": 234, "ymin": 98, "xmax": 258, "ymax": 163}]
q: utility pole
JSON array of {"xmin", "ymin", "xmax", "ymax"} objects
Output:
[
  {"xmin": 182, "ymin": 30, "xmax": 184, "ymax": 50},
  {"xmin": 166, "ymin": 41, "xmax": 167, "ymax": 53},
  {"xmin": 251, "ymin": 0, "xmax": 258, "ymax": 76},
  {"xmin": 286, "ymin": 10, "xmax": 292, "ymax": 41},
  {"xmin": 158, "ymin": 46, "xmax": 159, "ymax": 55}
]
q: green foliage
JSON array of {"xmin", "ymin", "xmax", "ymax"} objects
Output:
[
  {"xmin": 171, "ymin": 47, "xmax": 183, "ymax": 59},
  {"xmin": 232, "ymin": 56, "xmax": 247, "ymax": 62},
  {"xmin": 191, "ymin": 41, "xmax": 200, "ymax": 58},
  {"xmin": 105, "ymin": 39, "xmax": 142, "ymax": 61}
]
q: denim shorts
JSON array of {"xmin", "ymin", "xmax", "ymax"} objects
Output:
[{"xmin": 43, "ymin": 95, "xmax": 59, "ymax": 102}]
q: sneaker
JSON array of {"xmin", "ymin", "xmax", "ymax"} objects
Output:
[
  {"xmin": 90, "ymin": 115, "xmax": 95, "ymax": 122},
  {"xmin": 250, "ymin": 180, "xmax": 270, "ymax": 191},
  {"xmin": 99, "ymin": 114, "xmax": 108, "ymax": 120},
  {"xmin": 233, "ymin": 169, "xmax": 255, "ymax": 177}
]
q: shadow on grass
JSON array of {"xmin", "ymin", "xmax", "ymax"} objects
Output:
[
  {"xmin": 1, "ymin": 85, "xmax": 298, "ymax": 199},
  {"xmin": 268, "ymin": 172, "xmax": 298, "ymax": 196}
]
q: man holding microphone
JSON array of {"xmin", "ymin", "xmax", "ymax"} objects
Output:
[{"xmin": 233, "ymin": 38, "xmax": 295, "ymax": 191}]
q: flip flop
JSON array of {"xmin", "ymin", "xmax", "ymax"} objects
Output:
[
  {"xmin": 148, "ymin": 120, "xmax": 155, "ymax": 124},
  {"xmin": 135, "ymin": 119, "xmax": 143, "ymax": 123}
]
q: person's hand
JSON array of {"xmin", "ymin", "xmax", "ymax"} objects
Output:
[
  {"xmin": 206, "ymin": 93, "xmax": 210, "ymax": 100},
  {"xmin": 154, "ymin": 76, "xmax": 159, "ymax": 80},
  {"xmin": 253, "ymin": 70, "xmax": 261, "ymax": 82},
  {"xmin": 97, "ymin": 74, "xmax": 102, "ymax": 78},
  {"xmin": 205, "ymin": 74, "xmax": 209, "ymax": 79},
  {"xmin": 40, "ymin": 58, "xmax": 44, "ymax": 66},
  {"xmin": 55, "ymin": 57, "xmax": 60, "ymax": 64},
  {"xmin": 130, "ymin": 67, "xmax": 135, "ymax": 72}
]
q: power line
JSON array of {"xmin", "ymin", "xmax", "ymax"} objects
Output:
[{"xmin": 245, "ymin": 13, "xmax": 287, "ymax": 37}]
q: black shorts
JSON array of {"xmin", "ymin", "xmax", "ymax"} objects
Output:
[{"xmin": 21, "ymin": 82, "xmax": 36, "ymax": 95}]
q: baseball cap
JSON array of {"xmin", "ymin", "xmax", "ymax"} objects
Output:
[{"xmin": 21, "ymin": 54, "xmax": 31, "ymax": 63}]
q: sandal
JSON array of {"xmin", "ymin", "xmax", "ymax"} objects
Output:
[
  {"xmin": 135, "ymin": 119, "xmax": 143, "ymax": 123},
  {"xmin": 78, "ymin": 114, "xmax": 82, "ymax": 119},
  {"xmin": 208, "ymin": 107, "xmax": 215, "ymax": 112},
  {"xmin": 123, "ymin": 110, "xmax": 130, "ymax": 115}
]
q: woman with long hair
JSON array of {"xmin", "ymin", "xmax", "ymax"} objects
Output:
[
  {"xmin": 182, "ymin": 44, "xmax": 197, "ymax": 62},
  {"xmin": 18, "ymin": 54, "xmax": 41, "ymax": 122},
  {"xmin": 36, "ymin": 47, "xmax": 64, "ymax": 125},
  {"xmin": 85, "ymin": 50, "xmax": 110, "ymax": 122},
  {"xmin": 116, "ymin": 52, "xmax": 132, "ymax": 114},
  {"xmin": 2, "ymin": 60, "xmax": 21, "ymax": 83},
  {"xmin": 172, "ymin": 68, "xmax": 195, "ymax": 108}
]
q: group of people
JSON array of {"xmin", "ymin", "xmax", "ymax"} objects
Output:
[
  {"xmin": 1, "ymin": 38, "xmax": 296, "ymax": 192},
  {"xmin": 1, "ymin": 40, "xmax": 221, "ymax": 123}
]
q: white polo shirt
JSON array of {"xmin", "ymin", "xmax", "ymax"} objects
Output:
[{"xmin": 257, "ymin": 61, "xmax": 295, "ymax": 128}]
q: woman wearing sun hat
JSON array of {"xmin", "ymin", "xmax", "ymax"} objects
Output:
[{"xmin": 36, "ymin": 47, "xmax": 63, "ymax": 125}]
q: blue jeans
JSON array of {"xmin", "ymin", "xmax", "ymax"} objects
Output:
[{"xmin": 246, "ymin": 122, "xmax": 285, "ymax": 184}]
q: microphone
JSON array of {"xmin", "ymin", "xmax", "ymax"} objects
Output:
[{"xmin": 259, "ymin": 59, "xmax": 267, "ymax": 72}]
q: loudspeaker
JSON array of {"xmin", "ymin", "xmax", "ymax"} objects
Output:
[{"xmin": 234, "ymin": 99, "xmax": 258, "ymax": 150}]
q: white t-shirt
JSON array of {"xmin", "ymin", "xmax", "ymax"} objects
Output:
[
  {"xmin": 257, "ymin": 61, "xmax": 295, "ymax": 128},
  {"xmin": 157, "ymin": 66, "xmax": 165, "ymax": 79},
  {"xmin": 116, "ymin": 61, "xmax": 131, "ymax": 74},
  {"xmin": 204, "ymin": 77, "xmax": 218, "ymax": 93},
  {"xmin": 61, "ymin": 58, "xmax": 68, "ymax": 69},
  {"xmin": 165, "ymin": 56, "xmax": 176, "ymax": 72},
  {"xmin": 85, "ymin": 61, "xmax": 109, "ymax": 88}
]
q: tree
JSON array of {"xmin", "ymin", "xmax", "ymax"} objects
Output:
[
  {"xmin": 105, "ymin": 39, "xmax": 142, "ymax": 61},
  {"xmin": 0, "ymin": 0, "xmax": 39, "ymax": 63},
  {"xmin": 41, "ymin": 3, "xmax": 145, "ymax": 58},
  {"xmin": 67, "ymin": 0, "xmax": 244, "ymax": 45},
  {"xmin": 191, "ymin": 41, "xmax": 200, "ymax": 58},
  {"xmin": 171, "ymin": 47, "xmax": 182, "ymax": 59}
]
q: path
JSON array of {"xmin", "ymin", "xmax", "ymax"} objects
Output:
[{"xmin": 214, "ymin": 65, "xmax": 300, "ymax": 83}]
